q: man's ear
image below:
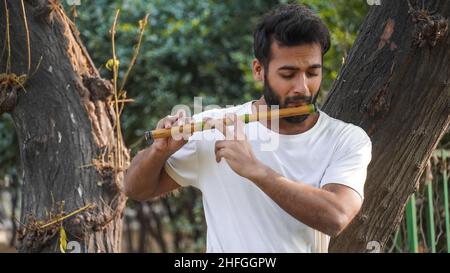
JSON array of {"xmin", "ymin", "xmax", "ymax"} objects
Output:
[{"xmin": 252, "ymin": 58, "xmax": 264, "ymax": 82}]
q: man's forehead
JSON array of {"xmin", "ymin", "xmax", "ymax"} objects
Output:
[{"xmin": 269, "ymin": 41, "xmax": 322, "ymax": 68}]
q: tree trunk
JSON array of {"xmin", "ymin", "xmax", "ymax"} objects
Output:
[
  {"xmin": 0, "ymin": 0, "xmax": 129, "ymax": 252},
  {"xmin": 325, "ymin": 0, "xmax": 450, "ymax": 252}
]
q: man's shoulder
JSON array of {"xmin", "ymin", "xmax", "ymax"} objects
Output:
[{"xmin": 320, "ymin": 111, "xmax": 371, "ymax": 145}]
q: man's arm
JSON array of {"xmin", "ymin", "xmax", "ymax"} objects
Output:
[
  {"xmin": 124, "ymin": 146, "xmax": 181, "ymax": 201},
  {"xmin": 124, "ymin": 111, "xmax": 191, "ymax": 201},
  {"xmin": 214, "ymin": 114, "xmax": 364, "ymax": 237},
  {"xmin": 247, "ymin": 166, "xmax": 362, "ymax": 237}
]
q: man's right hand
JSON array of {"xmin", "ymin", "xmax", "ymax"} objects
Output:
[
  {"xmin": 152, "ymin": 110, "xmax": 193, "ymax": 157},
  {"xmin": 125, "ymin": 111, "xmax": 220, "ymax": 201}
]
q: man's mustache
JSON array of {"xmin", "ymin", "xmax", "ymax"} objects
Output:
[{"xmin": 284, "ymin": 96, "xmax": 312, "ymax": 105}]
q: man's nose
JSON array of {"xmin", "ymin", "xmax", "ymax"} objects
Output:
[{"xmin": 292, "ymin": 73, "xmax": 310, "ymax": 97}]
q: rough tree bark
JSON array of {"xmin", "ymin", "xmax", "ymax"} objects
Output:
[
  {"xmin": 324, "ymin": 0, "xmax": 450, "ymax": 252},
  {"xmin": 0, "ymin": 0, "xmax": 129, "ymax": 252}
]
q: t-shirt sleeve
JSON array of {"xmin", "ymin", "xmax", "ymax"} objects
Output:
[
  {"xmin": 164, "ymin": 136, "xmax": 199, "ymax": 189},
  {"xmin": 320, "ymin": 126, "xmax": 372, "ymax": 199}
]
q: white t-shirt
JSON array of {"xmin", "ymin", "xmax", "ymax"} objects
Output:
[{"xmin": 164, "ymin": 101, "xmax": 372, "ymax": 252}]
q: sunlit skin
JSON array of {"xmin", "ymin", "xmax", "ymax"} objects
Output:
[{"xmin": 125, "ymin": 42, "xmax": 363, "ymax": 238}]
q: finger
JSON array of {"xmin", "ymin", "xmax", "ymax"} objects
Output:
[
  {"xmin": 230, "ymin": 114, "xmax": 240, "ymax": 141},
  {"xmin": 215, "ymin": 115, "xmax": 234, "ymax": 140},
  {"xmin": 156, "ymin": 116, "xmax": 175, "ymax": 129},
  {"xmin": 202, "ymin": 117, "xmax": 214, "ymax": 130},
  {"xmin": 174, "ymin": 115, "xmax": 188, "ymax": 126},
  {"xmin": 164, "ymin": 118, "xmax": 173, "ymax": 129},
  {"xmin": 178, "ymin": 116, "xmax": 193, "ymax": 128},
  {"xmin": 203, "ymin": 117, "xmax": 226, "ymax": 138},
  {"xmin": 215, "ymin": 147, "xmax": 223, "ymax": 163},
  {"xmin": 180, "ymin": 116, "xmax": 194, "ymax": 140},
  {"xmin": 213, "ymin": 118, "xmax": 225, "ymax": 138},
  {"xmin": 226, "ymin": 114, "xmax": 240, "ymax": 140},
  {"xmin": 223, "ymin": 113, "xmax": 246, "ymax": 141},
  {"xmin": 175, "ymin": 109, "xmax": 187, "ymax": 120},
  {"xmin": 214, "ymin": 140, "xmax": 228, "ymax": 156},
  {"xmin": 234, "ymin": 114, "xmax": 246, "ymax": 141},
  {"xmin": 171, "ymin": 117, "xmax": 184, "ymax": 141},
  {"xmin": 156, "ymin": 119, "xmax": 165, "ymax": 129},
  {"xmin": 174, "ymin": 113, "xmax": 193, "ymax": 135},
  {"xmin": 172, "ymin": 112, "xmax": 191, "ymax": 140},
  {"xmin": 163, "ymin": 115, "xmax": 179, "ymax": 129},
  {"xmin": 215, "ymin": 147, "xmax": 236, "ymax": 163},
  {"xmin": 215, "ymin": 147, "xmax": 230, "ymax": 163},
  {"xmin": 214, "ymin": 140, "xmax": 227, "ymax": 150},
  {"xmin": 177, "ymin": 109, "xmax": 186, "ymax": 117}
]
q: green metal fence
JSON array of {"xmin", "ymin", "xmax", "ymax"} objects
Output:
[{"xmin": 388, "ymin": 149, "xmax": 450, "ymax": 253}]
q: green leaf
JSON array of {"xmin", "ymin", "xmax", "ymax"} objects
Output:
[
  {"xmin": 59, "ymin": 226, "xmax": 68, "ymax": 253},
  {"xmin": 105, "ymin": 58, "xmax": 120, "ymax": 71}
]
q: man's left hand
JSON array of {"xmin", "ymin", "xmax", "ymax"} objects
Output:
[{"xmin": 214, "ymin": 113, "xmax": 265, "ymax": 180}]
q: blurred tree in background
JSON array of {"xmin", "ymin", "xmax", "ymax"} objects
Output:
[{"xmin": 0, "ymin": 0, "xmax": 370, "ymax": 252}]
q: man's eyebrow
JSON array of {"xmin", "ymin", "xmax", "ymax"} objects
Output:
[
  {"xmin": 278, "ymin": 65, "xmax": 298, "ymax": 71},
  {"xmin": 277, "ymin": 64, "xmax": 322, "ymax": 71}
]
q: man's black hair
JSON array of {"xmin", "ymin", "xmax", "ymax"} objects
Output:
[{"xmin": 253, "ymin": 4, "xmax": 331, "ymax": 69}]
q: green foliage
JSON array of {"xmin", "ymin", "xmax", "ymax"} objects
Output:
[
  {"xmin": 306, "ymin": 0, "xmax": 368, "ymax": 99},
  {"xmin": 73, "ymin": 0, "xmax": 282, "ymax": 153}
]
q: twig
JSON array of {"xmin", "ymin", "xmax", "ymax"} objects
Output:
[
  {"xmin": 70, "ymin": 5, "xmax": 78, "ymax": 25},
  {"xmin": 39, "ymin": 204, "xmax": 96, "ymax": 229},
  {"xmin": 111, "ymin": 9, "xmax": 123, "ymax": 175},
  {"xmin": 20, "ymin": 0, "xmax": 31, "ymax": 74},
  {"xmin": 13, "ymin": 216, "xmax": 26, "ymax": 228},
  {"xmin": 118, "ymin": 13, "xmax": 149, "ymax": 93},
  {"xmin": 128, "ymin": 136, "xmax": 145, "ymax": 150},
  {"xmin": 3, "ymin": 0, "xmax": 11, "ymax": 73},
  {"xmin": 111, "ymin": 98, "xmax": 134, "ymax": 104},
  {"xmin": 78, "ymin": 163, "xmax": 94, "ymax": 169},
  {"xmin": 29, "ymin": 55, "xmax": 43, "ymax": 78},
  {"xmin": 118, "ymin": 13, "xmax": 149, "ymax": 115}
]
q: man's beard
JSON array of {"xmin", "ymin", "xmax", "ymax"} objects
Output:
[{"xmin": 263, "ymin": 77, "xmax": 319, "ymax": 124}]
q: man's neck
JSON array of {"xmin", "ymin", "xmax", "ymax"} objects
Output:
[{"xmin": 252, "ymin": 97, "xmax": 319, "ymax": 135}]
